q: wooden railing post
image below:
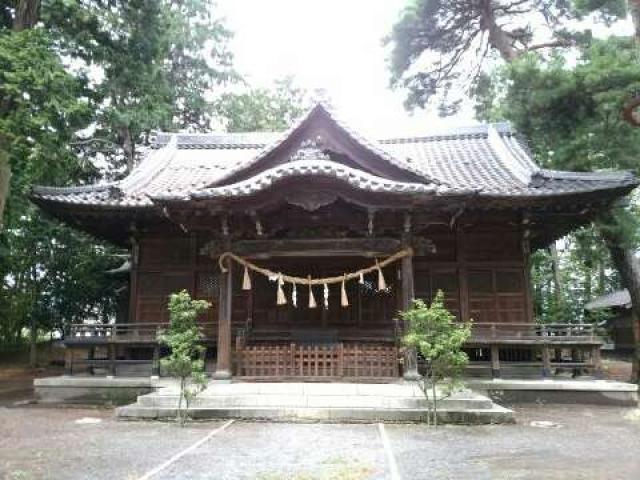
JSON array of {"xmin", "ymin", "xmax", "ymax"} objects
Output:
[{"xmin": 490, "ymin": 344, "xmax": 501, "ymax": 379}]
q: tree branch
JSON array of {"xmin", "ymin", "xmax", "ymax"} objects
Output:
[{"xmin": 525, "ymin": 39, "xmax": 574, "ymax": 52}]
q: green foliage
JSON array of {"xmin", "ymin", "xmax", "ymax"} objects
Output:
[
  {"xmin": 477, "ymin": 39, "xmax": 640, "ymax": 173},
  {"xmin": 158, "ymin": 290, "xmax": 210, "ymax": 426},
  {"xmin": 42, "ymin": 0, "xmax": 235, "ymax": 172},
  {"xmin": 572, "ymin": 0, "xmax": 628, "ymax": 22},
  {"xmin": 0, "ymin": 1, "xmax": 235, "ymax": 351},
  {"xmin": 0, "ymin": 27, "xmax": 122, "ymax": 347},
  {"xmin": 401, "ymin": 291, "xmax": 471, "ymax": 425},
  {"xmin": 386, "ymin": 0, "xmax": 587, "ymax": 113},
  {"xmin": 215, "ymin": 77, "xmax": 311, "ymax": 132},
  {"xmin": 475, "ymin": 37, "xmax": 640, "ymax": 325}
]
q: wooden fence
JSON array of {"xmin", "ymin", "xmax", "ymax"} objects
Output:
[{"xmin": 235, "ymin": 341, "xmax": 399, "ymax": 379}]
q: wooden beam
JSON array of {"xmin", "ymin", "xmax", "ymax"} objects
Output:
[{"xmin": 202, "ymin": 237, "xmax": 403, "ymax": 259}]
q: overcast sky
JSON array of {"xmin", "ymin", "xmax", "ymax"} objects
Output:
[
  {"xmin": 218, "ymin": 0, "xmax": 460, "ymax": 136},
  {"xmin": 218, "ymin": 1, "xmax": 633, "ymax": 137}
]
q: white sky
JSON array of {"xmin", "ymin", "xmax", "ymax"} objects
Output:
[
  {"xmin": 218, "ymin": 0, "xmax": 633, "ymax": 137},
  {"xmin": 218, "ymin": 0, "xmax": 465, "ymax": 136}
]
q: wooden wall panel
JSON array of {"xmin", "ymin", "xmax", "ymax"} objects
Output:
[
  {"xmin": 139, "ymin": 237, "xmax": 192, "ymax": 270},
  {"xmin": 414, "ymin": 261, "xmax": 461, "ymax": 320},
  {"xmin": 464, "ymin": 231, "xmax": 522, "ymax": 262},
  {"xmin": 136, "ymin": 272, "xmax": 193, "ymax": 323},
  {"xmin": 468, "ymin": 268, "xmax": 527, "ymax": 324}
]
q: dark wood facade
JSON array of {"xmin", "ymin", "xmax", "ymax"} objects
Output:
[{"xmin": 35, "ymin": 103, "xmax": 637, "ymax": 380}]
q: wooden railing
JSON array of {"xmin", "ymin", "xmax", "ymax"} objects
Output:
[
  {"xmin": 64, "ymin": 321, "xmax": 599, "ymax": 345},
  {"xmin": 65, "ymin": 322, "xmax": 216, "ymax": 342},
  {"xmin": 470, "ymin": 323, "xmax": 598, "ymax": 342},
  {"xmin": 235, "ymin": 338, "xmax": 399, "ymax": 379}
]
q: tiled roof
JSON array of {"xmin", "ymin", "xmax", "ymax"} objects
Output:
[
  {"xmin": 152, "ymin": 160, "xmax": 454, "ymax": 201},
  {"xmin": 584, "ymin": 290, "xmax": 631, "ymax": 310},
  {"xmin": 31, "ymin": 103, "xmax": 638, "ymax": 209}
]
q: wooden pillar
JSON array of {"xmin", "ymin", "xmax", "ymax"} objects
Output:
[
  {"xmin": 401, "ymin": 249, "xmax": 421, "ymax": 380},
  {"xmin": 490, "ymin": 344, "xmax": 501, "ymax": 379},
  {"xmin": 541, "ymin": 344, "xmax": 551, "ymax": 378},
  {"xmin": 592, "ymin": 345, "xmax": 603, "ymax": 378},
  {"xmin": 571, "ymin": 347, "xmax": 580, "ymax": 378},
  {"xmin": 456, "ymin": 227, "xmax": 470, "ymax": 323},
  {"xmin": 213, "ymin": 259, "xmax": 233, "ymax": 380},
  {"xmin": 128, "ymin": 236, "xmax": 139, "ymax": 324},
  {"xmin": 246, "ymin": 283, "xmax": 253, "ymax": 331},
  {"xmin": 87, "ymin": 347, "xmax": 95, "ymax": 376},
  {"xmin": 108, "ymin": 344, "xmax": 116, "ymax": 377},
  {"xmin": 151, "ymin": 345, "xmax": 160, "ymax": 377},
  {"xmin": 522, "ymin": 220, "xmax": 535, "ymax": 324},
  {"xmin": 64, "ymin": 347, "xmax": 73, "ymax": 376}
]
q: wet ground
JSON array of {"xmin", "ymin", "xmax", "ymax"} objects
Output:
[{"xmin": 1, "ymin": 403, "xmax": 639, "ymax": 480}]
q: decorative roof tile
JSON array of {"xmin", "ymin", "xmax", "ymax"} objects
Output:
[{"xmin": 31, "ymin": 103, "xmax": 638, "ymax": 209}]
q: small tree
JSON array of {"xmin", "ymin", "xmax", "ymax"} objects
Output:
[
  {"xmin": 158, "ymin": 290, "xmax": 211, "ymax": 426},
  {"xmin": 401, "ymin": 291, "xmax": 472, "ymax": 426}
]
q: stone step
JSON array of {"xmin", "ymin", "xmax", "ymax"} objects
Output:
[
  {"xmin": 116, "ymin": 404, "xmax": 515, "ymax": 424},
  {"xmin": 136, "ymin": 392, "xmax": 494, "ymax": 410},
  {"xmin": 116, "ymin": 381, "xmax": 513, "ymax": 424}
]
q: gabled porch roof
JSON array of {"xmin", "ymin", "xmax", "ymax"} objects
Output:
[
  {"xmin": 30, "ymin": 102, "xmax": 637, "ymax": 245},
  {"xmin": 32, "ymin": 102, "xmax": 637, "ymax": 211}
]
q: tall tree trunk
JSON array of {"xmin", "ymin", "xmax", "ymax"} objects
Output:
[
  {"xmin": 13, "ymin": 0, "xmax": 41, "ymax": 31},
  {"xmin": 597, "ymin": 258, "xmax": 606, "ymax": 296},
  {"xmin": 479, "ymin": 0, "xmax": 518, "ymax": 61},
  {"xmin": 596, "ymin": 211, "xmax": 640, "ymax": 383},
  {"xmin": 29, "ymin": 315, "xmax": 37, "ymax": 368},
  {"xmin": 120, "ymin": 126, "xmax": 136, "ymax": 173},
  {"xmin": 630, "ymin": 0, "xmax": 640, "ymax": 42},
  {"xmin": 0, "ymin": 134, "xmax": 10, "ymax": 230},
  {"xmin": 583, "ymin": 262, "xmax": 592, "ymax": 319}
]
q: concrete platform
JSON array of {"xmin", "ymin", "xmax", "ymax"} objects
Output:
[
  {"xmin": 469, "ymin": 378, "xmax": 639, "ymax": 406},
  {"xmin": 115, "ymin": 381, "xmax": 514, "ymax": 424},
  {"xmin": 34, "ymin": 376, "xmax": 168, "ymax": 405}
]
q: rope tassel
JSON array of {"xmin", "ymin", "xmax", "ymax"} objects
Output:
[
  {"xmin": 242, "ymin": 265, "xmax": 252, "ymax": 290},
  {"xmin": 376, "ymin": 260, "xmax": 387, "ymax": 291},
  {"xmin": 292, "ymin": 283, "xmax": 297, "ymax": 308},
  {"xmin": 216, "ymin": 248, "xmax": 414, "ymax": 307},
  {"xmin": 308, "ymin": 276, "xmax": 317, "ymax": 308},
  {"xmin": 323, "ymin": 283, "xmax": 329, "ymax": 309},
  {"xmin": 276, "ymin": 273, "xmax": 287, "ymax": 305},
  {"xmin": 340, "ymin": 275, "xmax": 349, "ymax": 307}
]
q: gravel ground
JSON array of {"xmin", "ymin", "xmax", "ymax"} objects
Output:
[{"xmin": 1, "ymin": 404, "xmax": 639, "ymax": 480}]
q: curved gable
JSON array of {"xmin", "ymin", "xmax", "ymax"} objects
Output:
[{"xmin": 211, "ymin": 102, "xmax": 436, "ymax": 187}]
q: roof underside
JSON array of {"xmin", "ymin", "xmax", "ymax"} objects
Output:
[{"xmin": 32, "ymin": 102, "xmax": 637, "ymax": 213}]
